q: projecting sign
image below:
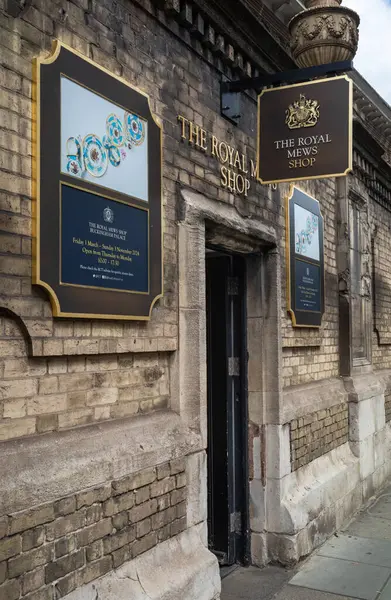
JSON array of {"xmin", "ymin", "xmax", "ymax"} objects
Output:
[
  {"xmin": 33, "ymin": 41, "xmax": 162, "ymax": 320},
  {"xmin": 257, "ymin": 75, "xmax": 353, "ymax": 184},
  {"xmin": 286, "ymin": 186, "xmax": 324, "ymax": 328}
]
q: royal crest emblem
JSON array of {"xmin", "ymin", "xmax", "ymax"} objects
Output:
[
  {"xmin": 103, "ymin": 207, "xmax": 114, "ymax": 224},
  {"xmin": 286, "ymin": 94, "xmax": 320, "ymax": 130}
]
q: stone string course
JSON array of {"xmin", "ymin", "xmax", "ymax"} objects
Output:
[
  {"xmin": 0, "ymin": 459, "xmax": 187, "ymax": 599},
  {"xmin": 290, "ymin": 403, "xmax": 349, "ymax": 471}
]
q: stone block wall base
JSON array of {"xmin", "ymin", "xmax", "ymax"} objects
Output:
[
  {"xmin": 267, "ymin": 468, "xmax": 391, "ymax": 566},
  {"xmin": 266, "ymin": 444, "xmax": 361, "ymax": 565},
  {"xmin": 263, "ymin": 381, "xmax": 391, "ymax": 567},
  {"xmin": 267, "ymin": 483, "xmax": 362, "ymax": 566},
  {"xmin": 362, "ymin": 459, "xmax": 391, "ymax": 505},
  {"xmin": 63, "ymin": 524, "xmax": 220, "ymax": 600}
]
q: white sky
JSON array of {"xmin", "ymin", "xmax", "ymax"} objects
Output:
[{"xmin": 343, "ymin": 0, "xmax": 391, "ymax": 104}]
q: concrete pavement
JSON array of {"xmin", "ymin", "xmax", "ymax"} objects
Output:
[
  {"xmin": 221, "ymin": 565, "xmax": 292, "ymax": 600},
  {"xmin": 222, "ymin": 483, "xmax": 391, "ymax": 600}
]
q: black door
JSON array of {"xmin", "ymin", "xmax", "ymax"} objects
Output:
[{"xmin": 206, "ymin": 250, "xmax": 248, "ymax": 566}]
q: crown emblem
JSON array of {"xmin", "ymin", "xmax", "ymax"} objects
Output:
[{"xmin": 286, "ymin": 94, "xmax": 320, "ymax": 130}]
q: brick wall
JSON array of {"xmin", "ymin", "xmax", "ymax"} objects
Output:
[
  {"xmin": 0, "ymin": 316, "xmax": 170, "ymax": 442},
  {"xmin": 0, "ymin": 0, "xmax": 183, "ymax": 358},
  {"xmin": 0, "ymin": 0, "xmax": 282, "ymax": 361},
  {"xmin": 0, "ymin": 459, "xmax": 186, "ymax": 599},
  {"xmin": 281, "ymin": 179, "xmax": 340, "ymax": 389},
  {"xmin": 290, "ymin": 403, "xmax": 349, "ymax": 471},
  {"xmin": 0, "ymin": 0, "xmax": 291, "ymax": 445}
]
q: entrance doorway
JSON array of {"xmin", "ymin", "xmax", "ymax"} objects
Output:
[{"xmin": 206, "ymin": 249, "xmax": 249, "ymax": 566}]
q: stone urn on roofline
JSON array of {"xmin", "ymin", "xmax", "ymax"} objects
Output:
[{"xmin": 289, "ymin": 0, "xmax": 360, "ymax": 67}]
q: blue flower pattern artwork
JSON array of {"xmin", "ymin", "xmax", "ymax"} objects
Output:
[
  {"xmin": 82, "ymin": 134, "xmax": 108, "ymax": 177},
  {"xmin": 65, "ymin": 136, "xmax": 83, "ymax": 176},
  {"xmin": 65, "ymin": 112, "xmax": 145, "ymax": 179},
  {"xmin": 125, "ymin": 112, "xmax": 146, "ymax": 146},
  {"xmin": 295, "ymin": 213, "xmax": 318, "ymax": 257},
  {"xmin": 106, "ymin": 114, "xmax": 125, "ymax": 148}
]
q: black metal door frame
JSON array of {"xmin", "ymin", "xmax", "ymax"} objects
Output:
[{"xmin": 206, "ymin": 249, "xmax": 250, "ymax": 566}]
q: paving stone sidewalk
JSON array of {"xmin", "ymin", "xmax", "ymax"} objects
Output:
[{"xmin": 222, "ymin": 483, "xmax": 391, "ymax": 600}]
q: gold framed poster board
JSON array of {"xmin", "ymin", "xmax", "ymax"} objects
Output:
[
  {"xmin": 33, "ymin": 41, "xmax": 163, "ymax": 320},
  {"xmin": 286, "ymin": 186, "xmax": 325, "ymax": 328}
]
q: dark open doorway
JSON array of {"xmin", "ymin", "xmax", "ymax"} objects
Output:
[{"xmin": 206, "ymin": 249, "xmax": 249, "ymax": 566}]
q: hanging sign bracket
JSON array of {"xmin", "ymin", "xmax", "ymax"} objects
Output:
[{"xmin": 221, "ymin": 60, "xmax": 353, "ymax": 125}]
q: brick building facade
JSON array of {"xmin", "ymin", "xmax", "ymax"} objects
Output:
[{"xmin": 0, "ymin": 0, "xmax": 391, "ymax": 598}]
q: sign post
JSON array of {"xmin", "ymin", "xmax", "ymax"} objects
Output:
[{"xmin": 257, "ymin": 75, "xmax": 353, "ymax": 184}]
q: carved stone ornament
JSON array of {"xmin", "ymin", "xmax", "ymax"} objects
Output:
[{"xmin": 289, "ymin": 0, "xmax": 360, "ymax": 67}]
